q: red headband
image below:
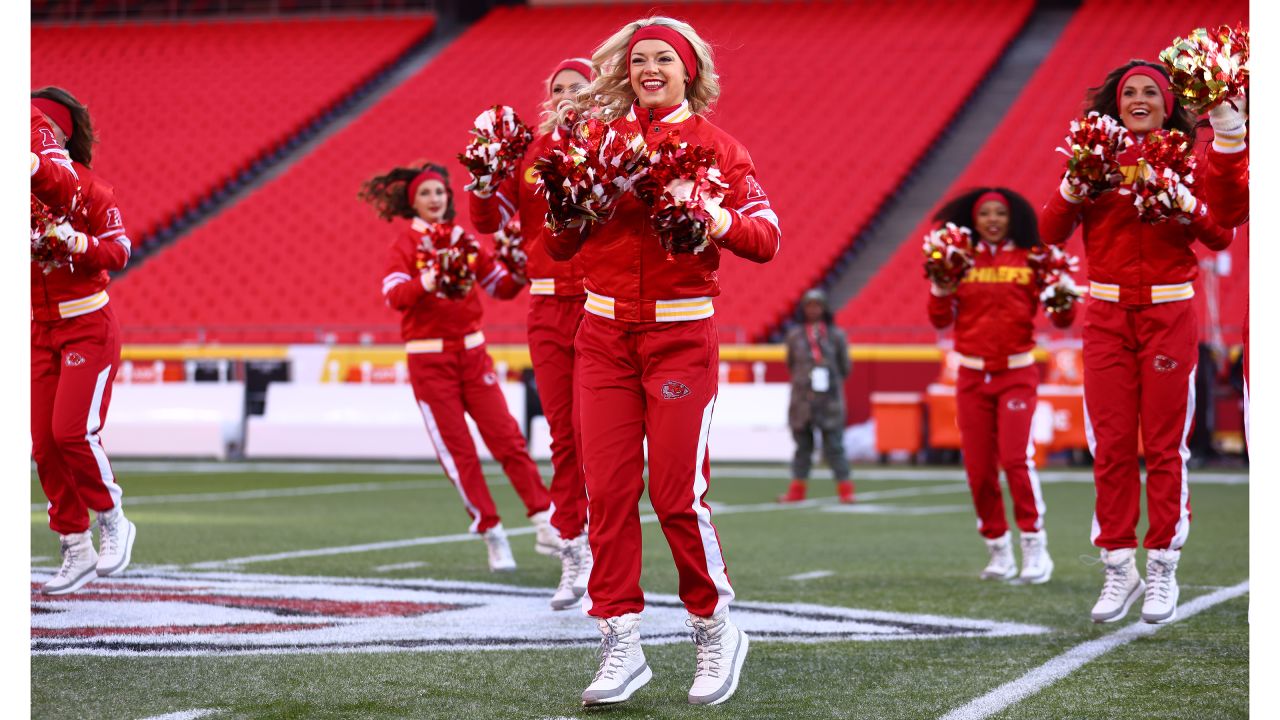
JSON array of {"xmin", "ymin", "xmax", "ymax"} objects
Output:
[
  {"xmin": 32, "ymin": 98, "xmax": 74, "ymax": 138},
  {"xmin": 972, "ymin": 191, "xmax": 1009, "ymax": 220},
  {"xmin": 627, "ymin": 25, "xmax": 698, "ymax": 82},
  {"xmin": 407, "ymin": 169, "xmax": 446, "ymax": 204},
  {"xmin": 1116, "ymin": 66, "xmax": 1173, "ymax": 116},
  {"xmin": 549, "ymin": 58, "xmax": 594, "ymax": 93}
]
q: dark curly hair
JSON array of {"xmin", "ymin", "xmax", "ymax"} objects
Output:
[
  {"xmin": 358, "ymin": 160, "xmax": 455, "ymax": 222},
  {"xmin": 31, "ymin": 86, "xmax": 96, "ymax": 167},
  {"xmin": 1084, "ymin": 59, "xmax": 1198, "ymax": 135},
  {"xmin": 932, "ymin": 187, "xmax": 1040, "ymax": 250}
]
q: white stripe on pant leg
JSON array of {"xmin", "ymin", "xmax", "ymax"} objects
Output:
[
  {"xmin": 85, "ymin": 364, "xmax": 123, "ymax": 508},
  {"xmin": 690, "ymin": 395, "xmax": 735, "ymax": 615},
  {"xmin": 1082, "ymin": 399, "xmax": 1102, "ymax": 546},
  {"xmin": 417, "ymin": 400, "xmax": 480, "ymax": 533},
  {"xmin": 1243, "ymin": 376, "xmax": 1250, "ymax": 454},
  {"xmin": 1023, "ymin": 424, "xmax": 1046, "ymax": 531},
  {"xmin": 1170, "ymin": 365, "xmax": 1197, "ymax": 550}
]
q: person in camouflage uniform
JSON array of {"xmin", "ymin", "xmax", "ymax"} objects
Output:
[{"xmin": 778, "ymin": 288, "xmax": 854, "ymax": 503}]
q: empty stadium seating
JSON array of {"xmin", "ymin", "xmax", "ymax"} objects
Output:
[
  {"xmin": 837, "ymin": 0, "xmax": 1250, "ymax": 345},
  {"xmin": 104, "ymin": 1, "xmax": 1032, "ymax": 344},
  {"xmin": 32, "ymin": 16, "xmax": 435, "ymax": 242}
]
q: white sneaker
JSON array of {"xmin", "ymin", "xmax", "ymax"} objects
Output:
[
  {"xmin": 980, "ymin": 532, "xmax": 1017, "ymax": 581},
  {"xmin": 687, "ymin": 608, "xmax": 750, "ymax": 706},
  {"xmin": 1142, "ymin": 549, "xmax": 1181, "ymax": 624},
  {"xmin": 1091, "ymin": 548, "xmax": 1145, "ymax": 623},
  {"xmin": 482, "ymin": 524, "xmax": 516, "ymax": 572},
  {"xmin": 582, "ymin": 613, "xmax": 652, "ymax": 706},
  {"xmin": 43, "ymin": 531, "xmax": 98, "ymax": 596},
  {"xmin": 550, "ymin": 537, "xmax": 583, "ymax": 610},
  {"xmin": 96, "ymin": 507, "xmax": 137, "ymax": 577},
  {"xmin": 573, "ymin": 534, "xmax": 593, "ymax": 597},
  {"xmin": 1017, "ymin": 530, "xmax": 1053, "ymax": 585},
  {"xmin": 530, "ymin": 510, "xmax": 560, "ymax": 556}
]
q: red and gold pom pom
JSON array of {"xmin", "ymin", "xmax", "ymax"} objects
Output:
[
  {"xmin": 534, "ymin": 112, "xmax": 650, "ymax": 234},
  {"xmin": 418, "ymin": 222, "xmax": 480, "ymax": 300},
  {"xmin": 457, "ymin": 105, "xmax": 534, "ymax": 194},
  {"xmin": 1131, "ymin": 129, "xmax": 1197, "ymax": 224},
  {"xmin": 633, "ymin": 133, "xmax": 729, "ymax": 257},
  {"xmin": 30, "ymin": 195, "xmax": 77, "ymax": 274},
  {"xmin": 921, "ymin": 223, "xmax": 975, "ymax": 289},
  {"xmin": 492, "ymin": 218, "xmax": 526, "ymax": 276},
  {"xmin": 1161, "ymin": 24, "xmax": 1249, "ymax": 115},
  {"xmin": 1028, "ymin": 245, "xmax": 1082, "ymax": 315},
  {"xmin": 1056, "ymin": 112, "xmax": 1133, "ymax": 199}
]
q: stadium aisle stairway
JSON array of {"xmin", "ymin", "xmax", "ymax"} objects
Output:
[
  {"xmin": 836, "ymin": 0, "xmax": 1250, "ymax": 345},
  {"xmin": 32, "ymin": 16, "xmax": 436, "ymax": 244},
  {"xmin": 104, "ymin": 1, "xmax": 1031, "ymax": 344}
]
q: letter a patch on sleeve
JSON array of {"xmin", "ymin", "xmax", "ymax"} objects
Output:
[{"xmin": 744, "ymin": 175, "xmax": 766, "ymax": 200}]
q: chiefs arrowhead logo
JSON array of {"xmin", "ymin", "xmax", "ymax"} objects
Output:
[
  {"xmin": 661, "ymin": 380, "xmax": 691, "ymax": 400},
  {"xmin": 1153, "ymin": 355, "xmax": 1179, "ymax": 373},
  {"xmin": 64, "ymin": 352, "xmax": 86, "ymax": 368},
  {"xmin": 1006, "ymin": 398, "xmax": 1028, "ymax": 411}
]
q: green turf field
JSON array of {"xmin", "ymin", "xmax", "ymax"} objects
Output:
[{"xmin": 30, "ymin": 463, "xmax": 1248, "ymax": 719}]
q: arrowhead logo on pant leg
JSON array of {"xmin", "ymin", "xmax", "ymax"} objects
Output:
[
  {"xmin": 661, "ymin": 380, "xmax": 691, "ymax": 400},
  {"xmin": 1153, "ymin": 355, "xmax": 1179, "ymax": 373}
]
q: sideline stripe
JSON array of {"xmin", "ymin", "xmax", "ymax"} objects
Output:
[
  {"xmin": 185, "ymin": 483, "xmax": 964, "ymax": 568},
  {"xmin": 29, "ymin": 480, "xmax": 447, "ymax": 512},
  {"xmin": 47, "ymin": 460, "xmax": 1249, "ymax": 485},
  {"xmin": 787, "ymin": 570, "xmax": 834, "ymax": 581},
  {"xmin": 138, "ymin": 710, "xmax": 220, "ymax": 720},
  {"xmin": 937, "ymin": 581, "xmax": 1250, "ymax": 720},
  {"xmin": 374, "ymin": 561, "xmax": 429, "ymax": 572}
]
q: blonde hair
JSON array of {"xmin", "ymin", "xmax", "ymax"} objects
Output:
[{"xmin": 556, "ymin": 16, "xmax": 720, "ymax": 127}]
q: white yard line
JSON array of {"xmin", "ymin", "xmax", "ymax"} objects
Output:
[
  {"xmin": 40, "ymin": 459, "xmax": 1248, "ymax": 485},
  {"xmin": 787, "ymin": 570, "xmax": 834, "ymax": 581},
  {"xmin": 137, "ymin": 710, "xmax": 220, "ymax": 720},
  {"xmin": 823, "ymin": 503, "xmax": 973, "ymax": 516},
  {"xmin": 29, "ymin": 480, "xmax": 446, "ymax": 512},
  {"xmin": 937, "ymin": 581, "xmax": 1250, "ymax": 720},
  {"xmin": 373, "ymin": 561, "xmax": 429, "ymax": 572}
]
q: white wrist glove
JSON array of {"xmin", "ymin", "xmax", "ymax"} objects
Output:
[
  {"xmin": 53, "ymin": 222, "xmax": 89, "ymax": 254},
  {"xmin": 1174, "ymin": 184, "xmax": 1199, "ymax": 215},
  {"xmin": 1059, "ymin": 176, "xmax": 1084, "ymax": 204},
  {"xmin": 930, "ymin": 281, "xmax": 957, "ymax": 297},
  {"xmin": 420, "ymin": 265, "xmax": 439, "ymax": 293},
  {"xmin": 1209, "ymin": 95, "xmax": 1247, "ymax": 134},
  {"xmin": 704, "ymin": 196, "xmax": 731, "ymax": 238}
]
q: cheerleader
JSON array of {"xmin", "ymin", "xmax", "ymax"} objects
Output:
[
  {"xmin": 927, "ymin": 188, "xmax": 1075, "ymax": 585},
  {"xmin": 31, "ymin": 87, "xmax": 137, "ymax": 595},
  {"xmin": 1040, "ymin": 61, "xmax": 1231, "ymax": 624},
  {"xmin": 363, "ymin": 161, "xmax": 555, "ymax": 572},
  {"xmin": 468, "ymin": 58, "xmax": 595, "ymax": 610},
  {"xmin": 544, "ymin": 17, "xmax": 780, "ymax": 707}
]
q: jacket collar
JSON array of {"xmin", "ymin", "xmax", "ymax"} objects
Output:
[{"xmin": 626, "ymin": 99, "xmax": 693, "ymax": 127}]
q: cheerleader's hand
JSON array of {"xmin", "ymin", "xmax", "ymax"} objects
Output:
[
  {"xmin": 704, "ymin": 195, "xmax": 732, "ymax": 239},
  {"xmin": 53, "ymin": 222, "xmax": 89, "ymax": 254},
  {"xmin": 930, "ymin": 280, "xmax": 957, "ymax": 297},
  {"xmin": 1209, "ymin": 94, "xmax": 1247, "ymax": 134},
  {"xmin": 419, "ymin": 265, "xmax": 439, "ymax": 293},
  {"xmin": 1058, "ymin": 175, "xmax": 1086, "ymax": 204}
]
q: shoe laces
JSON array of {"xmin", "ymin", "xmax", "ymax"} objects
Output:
[
  {"xmin": 1146, "ymin": 558, "xmax": 1176, "ymax": 603},
  {"xmin": 689, "ymin": 618, "xmax": 725, "ymax": 678},
  {"xmin": 556, "ymin": 545, "xmax": 579, "ymax": 593},
  {"xmin": 1021, "ymin": 537, "xmax": 1042, "ymax": 565},
  {"xmin": 54, "ymin": 540, "xmax": 86, "ymax": 579},
  {"xmin": 1099, "ymin": 560, "xmax": 1133, "ymax": 601},
  {"xmin": 593, "ymin": 625, "xmax": 629, "ymax": 682},
  {"xmin": 98, "ymin": 514, "xmax": 120, "ymax": 556}
]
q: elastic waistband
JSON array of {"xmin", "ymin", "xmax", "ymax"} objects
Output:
[
  {"xmin": 406, "ymin": 330, "xmax": 485, "ymax": 354},
  {"xmin": 1089, "ymin": 280, "xmax": 1193, "ymax": 305},
  {"xmin": 585, "ymin": 290, "xmax": 714, "ymax": 323},
  {"xmin": 58, "ymin": 291, "xmax": 109, "ymax": 319},
  {"xmin": 958, "ymin": 351, "xmax": 1035, "ymax": 373}
]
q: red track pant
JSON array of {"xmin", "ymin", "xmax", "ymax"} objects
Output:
[
  {"xmin": 955, "ymin": 364, "xmax": 1045, "ymax": 539},
  {"xmin": 576, "ymin": 314, "xmax": 733, "ymax": 618},
  {"xmin": 528, "ymin": 295, "xmax": 588, "ymax": 541},
  {"xmin": 1083, "ymin": 300, "xmax": 1197, "ymax": 551},
  {"xmin": 408, "ymin": 344, "xmax": 549, "ymax": 534},
  {"xmin": 31, "ymin": 305, "xmax": 123, "ymax": 535}
]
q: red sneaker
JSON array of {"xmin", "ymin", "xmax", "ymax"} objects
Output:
[
  {"xmin": 836, "ymin": 480, "xmax": 856, "ymax": 504},
  {"xmin": 776, "ymin": 480, "xmax": 807, "ymax": 503}
]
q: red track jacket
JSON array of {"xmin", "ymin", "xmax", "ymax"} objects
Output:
[
  {"xmin": 31, "ymin": 162, "xmax": 131, "ymax": 323},
  {"xmin": 544, "ymin": 101, "xmax": 781, "ymax": 323},
  {"xmin": 382, "ymin": 218, "xmax": 524, "ymax": 342},
  {"xmin": 470, "ymin": 130, "xmax": 585, "ymax": 297},
  {"xmin": 1204, "ymin": 146, "xmax": 1249, "ymax": 229},
  {"xmin": 928, "ymin": 242, "xmax": 1074, "ymax": 370},
  {"xmin": 1040, "ymin": 143, "xmax": 1231, "ymax": 306}
]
